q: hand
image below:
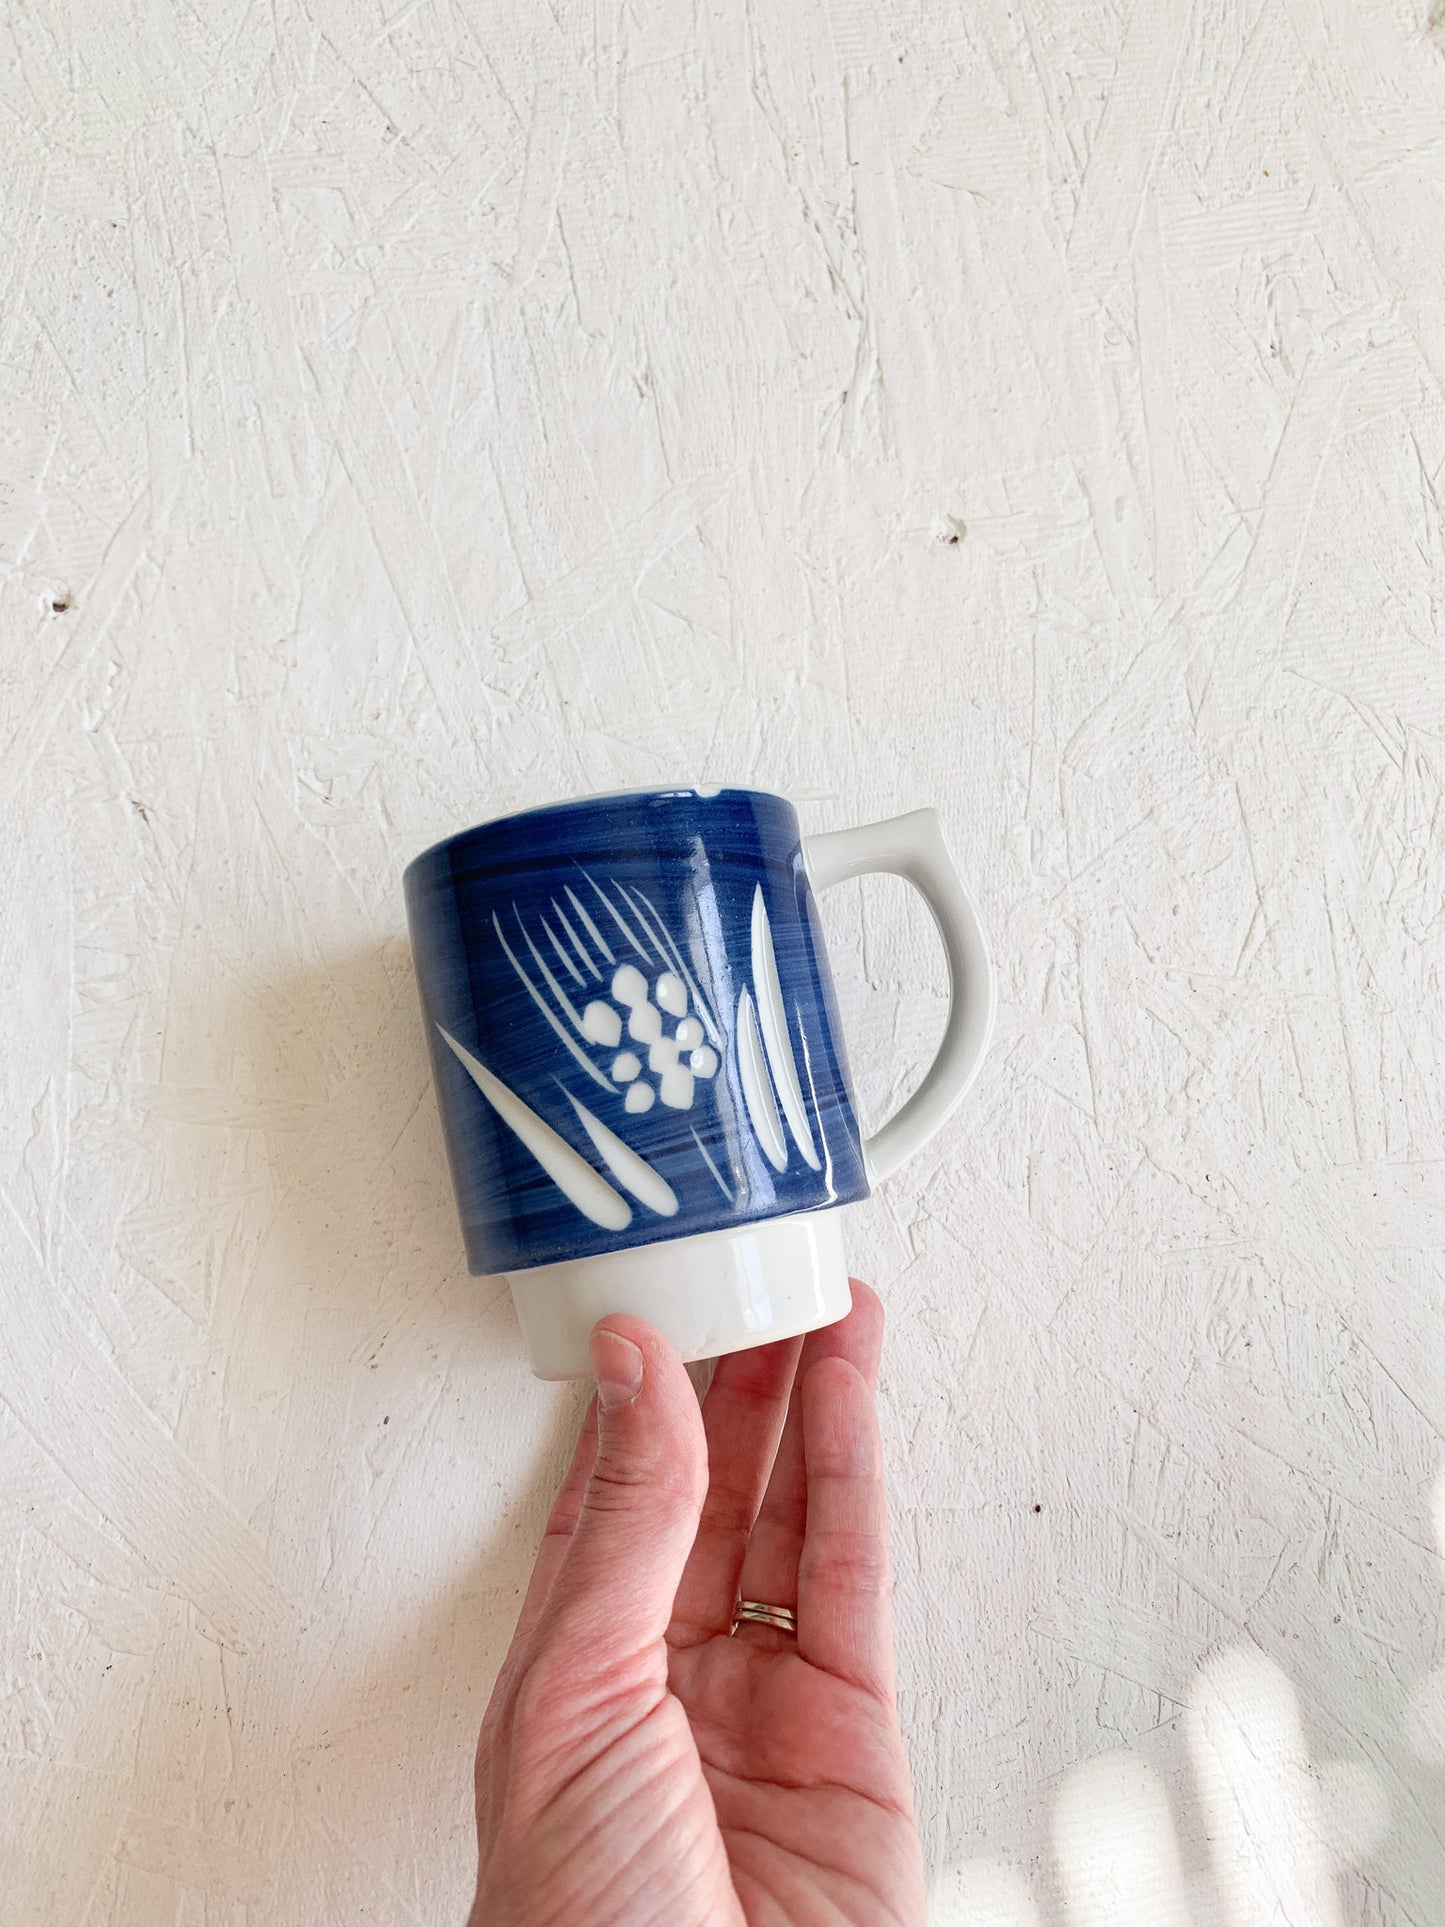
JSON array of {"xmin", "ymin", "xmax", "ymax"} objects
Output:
[{"xmin": 470, "ymin": 1280, "xmax": 926, "ymax": 1926}]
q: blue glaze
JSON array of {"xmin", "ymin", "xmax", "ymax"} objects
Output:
[{"xmin": 404, "ymin": 787, "xmax": 869, "ymax": 1274}]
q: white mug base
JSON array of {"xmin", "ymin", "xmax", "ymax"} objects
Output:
[{"xmin": 507, "ymin": 1208, "xmax": 853, "ymax": 1379}]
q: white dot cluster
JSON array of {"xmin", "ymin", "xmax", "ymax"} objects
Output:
[{"xmin": 581, "ymin": 966, "xmax": 717, "ymax": 1114}]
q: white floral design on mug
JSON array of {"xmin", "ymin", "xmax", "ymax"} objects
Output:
[{"xmin": 440, "ymin": 872, "xmax": 825, "ymax": 1228}]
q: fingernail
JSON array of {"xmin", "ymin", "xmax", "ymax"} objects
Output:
[{"xmin": 590, "ymin": 1328, "xmax": 644, "ymax": 1411}]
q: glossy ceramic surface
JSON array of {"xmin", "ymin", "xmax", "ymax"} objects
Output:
[
  {"xmin": 404, "ymin": 788, "xmax": 869, "ymax": 1275},
  {"xmin": 510, "ymin": 1207, "xmax": 853, "ymax": 1378}
]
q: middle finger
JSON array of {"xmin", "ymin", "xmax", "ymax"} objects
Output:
[{"xmin": 666, "ymin": 1333, "xmax": 803, "ymax": 1643}]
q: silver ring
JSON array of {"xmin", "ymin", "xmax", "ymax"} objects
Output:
[{"xmin": 732, "ymin": 1599, "xmax": 797, "ymax": 1635}]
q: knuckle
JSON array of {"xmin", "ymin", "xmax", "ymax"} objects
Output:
[
  {"xmin": 698, "ymin": 1470, "xmax": 758, "ymax": 1532},
  {"xmin": 813, "ymin": 1527, "xmax": 891, "ymax": 1595},
  {"xmin": 510, "ymin": 1654, "xmax": 573, "ymax": 1732},
  {"xmin": 585, "ymin": 1451, "xmax": 701, "ymax": 1520}
]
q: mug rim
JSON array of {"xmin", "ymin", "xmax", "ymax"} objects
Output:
[{"xmin": 403, "ymin": 783, "xmax": 789, "ymax": 882}]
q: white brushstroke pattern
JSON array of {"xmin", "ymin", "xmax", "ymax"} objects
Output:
[
  {"xmin": 438, "ymin": 1029, "xmax": 631, "ymax": 1230},
  {"xmin": 621, "ymin": 883, "xmax": 723, "ymax": 1043},
  {"xmin": 737, "ymin": 988, "xmax": 787, "ymax": 1172},
  {"xmin": 611, "ymin": 881, "xmax": 668, "ymax": 965},
  {"xmin": 628, "ymin": 883, "xmax": 721, "ymax": 1030},
  {"xmin": 565, "ymin": 884, "xmax": 616, "ymax": 964},
  {"xmin": 563, "ymin": 1090, "xmax": 679, "ymax": 1216},
  {"xmin": 750, "ymin": 886, "xmax": 820, "ymax": 1169},
  {"xmin": 792, "ymin": 1000, "xmax": 833, "ymax": 1191},
  {"xmin": 581, "ymin": 869, "xmax": 650, "ymax": 959},
  {"xmin": 691, "ymin": 1127, "xmax": 735, "ymax": 1202},
  {"xmin": 492, "ymin": 914, "xmax": 615, "ymax": 1091},
  {"xmin": 552, "ymin": 897, "xmax": 601, "ymax": 978},
  {"xmin": 515, "ymin": 906, "xmax": 587, "ymax": 1031},
  {"xmin": 542, "ymin": 914, "xmax": 585, "ymax": 986}
]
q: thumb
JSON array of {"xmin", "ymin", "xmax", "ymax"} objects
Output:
[{"xmin": 535, "ymin": 1316, "xmax": 706, "ymax": 1669}]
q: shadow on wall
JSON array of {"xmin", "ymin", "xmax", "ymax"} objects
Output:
[
  {"xmin": 927, "ymin": 1641, "xmax": 1405, "ymax": 1926},
  {"xmin": 116, "ymin": 942, "xmax": 585, "ymax": 1921}
]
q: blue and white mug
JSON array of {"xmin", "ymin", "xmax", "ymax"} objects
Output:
[{"xmin": 404, "ymin": 788, "xmax": 994, "ymax": 1377}]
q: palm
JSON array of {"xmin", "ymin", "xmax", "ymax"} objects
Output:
[
  {"xmin": 472, "ymin": 1283, "xmax": 925, "ymax": 1927},
  {"xmin": 672, "ymin": 1635, "xmax": 920, "ymax": 1922}
]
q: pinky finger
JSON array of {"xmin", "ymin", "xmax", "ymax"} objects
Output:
[{"xmin": 796, "ymin": 1356, "xmax": 895, "ymax": 1698}]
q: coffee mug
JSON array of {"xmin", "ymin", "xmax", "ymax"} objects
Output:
[{"xmin": 404, "ymin": 788, "xmax": 994, "ymax": 1377}]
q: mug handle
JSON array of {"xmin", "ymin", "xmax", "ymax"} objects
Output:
[{"xmin": 802, "ymin": 808, "xmax": 996, "ymax": 1182}]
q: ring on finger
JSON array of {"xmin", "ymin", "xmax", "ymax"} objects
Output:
[{"xmin": 732, "ymin": 1599, "xmax": 797, "ymax": 1635}]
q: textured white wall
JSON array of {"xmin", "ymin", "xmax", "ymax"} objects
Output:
[{"xmin": 3, "ymin": 0, "xmax": 1444, "ymax": 1919}]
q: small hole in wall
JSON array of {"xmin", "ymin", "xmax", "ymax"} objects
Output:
[
  {"xmin": 1033, "ymin": 1504, "xmax": 1042, "ymax": 1514},
  {"xmin": 51, "ymin": 596, "xmax": 71, "ymax": 613}
]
